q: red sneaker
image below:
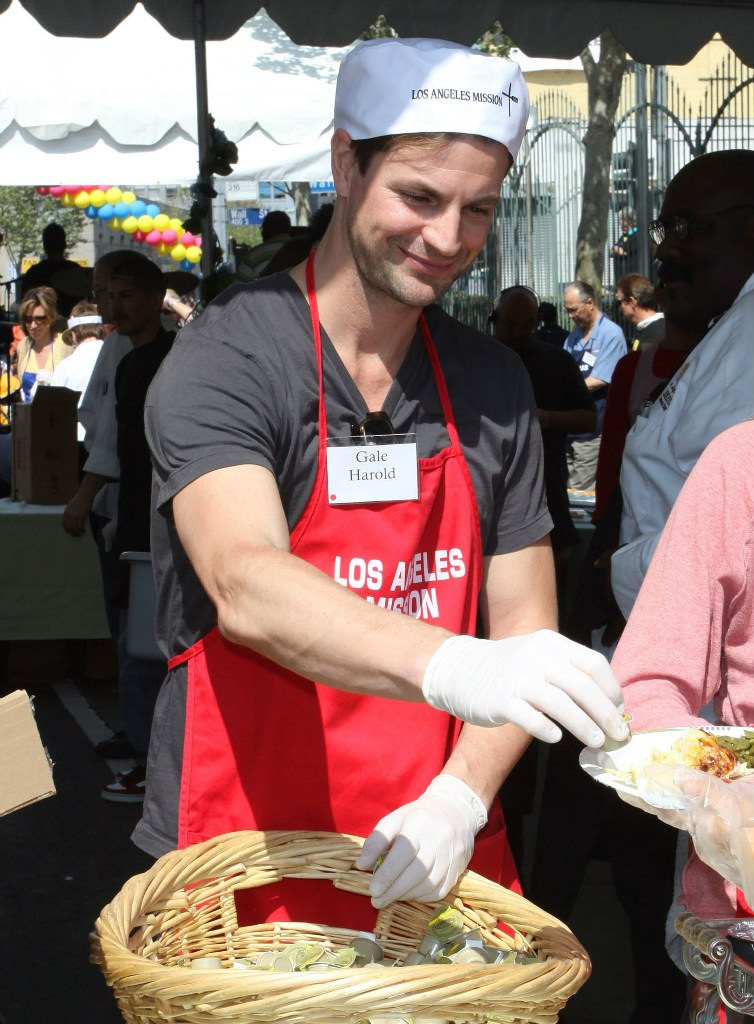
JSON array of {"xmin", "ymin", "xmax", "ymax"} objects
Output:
[{"xmin": 101, "ymin": 764, "xmax": 146, "ymax": 803}]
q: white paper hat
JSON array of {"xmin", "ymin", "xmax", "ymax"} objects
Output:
[{"xmin": 334, "ymin": 37, "xmax": 530, "ymax": 161}]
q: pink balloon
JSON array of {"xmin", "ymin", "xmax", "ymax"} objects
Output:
[
  {"xmin": 134, "ymin": 230, "xmax": 146, "ymax": 242},
  {"xmin": 161, "ymin": 229, "xmax": 178, "ymax": 245},
  {"xmin": 195, "ymin": 235, "xmax": 202, "ymax": 247},
  {"xmin": 179, "ymin": 232, "xmax": 195, "ymax": 246},
  {"xmin": 146, "ymin": 229, "xmax": 162, "ymax": 247},
  {"xmin": 49, "ymin": 185, "xmax": 65, "ymax": 196},
  {"xmin": 64, "ymin": 185, "xmax": 82, "ymax": 194}
]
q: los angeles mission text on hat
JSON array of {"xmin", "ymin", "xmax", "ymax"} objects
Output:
[{"xmin": 410, "ymin": 87, "xmax": 518, "ymax": 107}]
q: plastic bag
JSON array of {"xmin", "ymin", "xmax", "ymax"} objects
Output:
[{"xmin": 635, "ymin": 763, "xmax": 754, "ymax": 906}]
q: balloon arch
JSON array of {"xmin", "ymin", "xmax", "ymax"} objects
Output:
[{"xmin": 35, "ymin": 185, "xmax": 202, "ymax": 270}]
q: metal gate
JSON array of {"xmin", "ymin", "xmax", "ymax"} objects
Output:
[{"xmin": 442, "ymin": 48, "xmax": 754, "ymax": 332}]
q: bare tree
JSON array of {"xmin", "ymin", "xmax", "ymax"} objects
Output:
[
  {"xmin": 574, "ymin": 30, "xmax": 627, "ymax": 297},
  {"xmin": 291, "ymin": 183, "xmax": 312, "ymax": 227}
]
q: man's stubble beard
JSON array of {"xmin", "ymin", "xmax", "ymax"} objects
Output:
[{"xmin": 345, "ymin": 213, "xmax": 470, "ymax": 310}]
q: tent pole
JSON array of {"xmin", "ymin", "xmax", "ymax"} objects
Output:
[{"xmin": 193, "ymin": 0, "xmax": 213, "ymax": 279}]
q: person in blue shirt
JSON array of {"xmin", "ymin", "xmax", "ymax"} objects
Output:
[{"xmin": 562, "ymin": 280, "xmax": 627, "ymax": 491}]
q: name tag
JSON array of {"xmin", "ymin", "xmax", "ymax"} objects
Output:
[
  {"xmin": 327, "ymin": 441, "xmax": 419, "ymax": 505},
  {"xmin": 658, "ymin": 362, "xmax": 690, "ymax": 411},
  {"xmin": 581, "ymin": 351, "xmax": 597, "ymax": 368}
]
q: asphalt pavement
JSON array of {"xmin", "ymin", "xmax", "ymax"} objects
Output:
[{"xmin": 0, "ymin": 665, "xmax": 152, "ymax": 1024}]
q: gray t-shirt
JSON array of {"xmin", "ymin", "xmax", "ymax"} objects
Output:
[
  {"xmin": 135, "ymin": 274, "xmax": 552, "ymax": 859},
  {"xmin": 146, "ymin": 274, "xmax": 551, "ymax": 656}
]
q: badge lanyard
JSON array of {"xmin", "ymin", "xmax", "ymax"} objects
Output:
[{"xmin": 304, "ymin": 254, "xmax": 420, "ymax": 506}]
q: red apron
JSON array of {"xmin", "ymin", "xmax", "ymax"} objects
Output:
[{"xmin": 168, "ymin": 253, "xmax": 518, "ymax": 927}]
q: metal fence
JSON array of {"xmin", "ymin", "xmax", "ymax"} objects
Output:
[{"xmin": 442, "ymin": 50, "xmax": 754, "ymax": 333}]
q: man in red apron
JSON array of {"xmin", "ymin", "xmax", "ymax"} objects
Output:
[{"xmin": 134, "ymin": 37, "xmax": 627, "ymax": 925}]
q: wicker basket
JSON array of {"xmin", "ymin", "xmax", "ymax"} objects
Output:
[{"xmin": 91, "ymin": 830, "xmax": 590, "ymax": 1024}]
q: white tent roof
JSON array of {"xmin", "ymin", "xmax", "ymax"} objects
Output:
[
  {"xmin": 3, "ymin": 1, "xmax": 752, "ymax": 185},
  {"xmin": 0, "ymin": 2, "xmax": 351, "ymax": 184},
  {"xmin": 6, "ymin": 0, "xmax": 754, "ymax": 65}
]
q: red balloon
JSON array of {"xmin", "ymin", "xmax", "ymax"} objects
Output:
[
  {"xmin": 134, "ymin": 230, "xmax": 146, "ymax": 242},
  {"xmin": 49, "ymin": 185, "xmax": 65, "ymax": 196},
  {"xmin": 36, "ymin": 186, "xmax": 49, "ymax": 195}
]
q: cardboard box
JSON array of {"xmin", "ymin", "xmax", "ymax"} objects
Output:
[
  {"xmin": 0, "ymin": 690, "xmax": 55, "ymax": 816},
  {"xmin": 12, "ymin": 386, "xmax": 80, "ymax": 504}
]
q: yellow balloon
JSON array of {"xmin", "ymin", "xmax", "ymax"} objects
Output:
[
  {"xmin": 170, "ymin": 244, "xmax": 186, "ymax": 262},
  {"xmin": 89, "ymin": 188, "xmax": 106, "ymax": 207},
  {"xmin": 153, "ymin": 213, "xmax": 169, "ymax": 231},
  {"xmin": 122, "ymin": 216, "xmax": 138, "ymax": 234},
  {"xmin": 137, "ymin": 215, "xmax": 154, "ymax": 233},
  {"xmin": 185, "ymin": 245, "xmax": 202, "ymax": 264},
  {"xmin": 157, "ymin": 242, "xmax": 170, "ymax": 256},
  {"xmin": 74, "ymin": 190, "xmax": 90, "ymax": 208},
  {"xmin": 105, "ymin": 187, "xmax": 122, "ymax": 205},
  {"xmin": 61, "ymin": 193, "xmax": 74, "ymax": 207},
  {"xmin": 121, "ymin": 190, "xmax": 136, "ymax": 205},
  {"xmin": 110, "ymin": 217, "xmax": 121, "ymax": 230},
  {"xmin": 169, "ymin": 218, "xmax": 183, "ymax": 233}
]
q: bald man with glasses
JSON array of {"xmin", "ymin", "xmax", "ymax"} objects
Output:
[{"xmin": 612, "ymin": 149, "xmax": 754, "ymax": 617}]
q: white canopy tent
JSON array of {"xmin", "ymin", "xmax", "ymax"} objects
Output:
[
  {"xmin": 0, "ymin": 2, "xmax": 352, "ymax": 185},
  {"xmin": 3, "ymin": 0, "xmax": 753, "ymax": 271},
  {"xmin": 0, "ymin": 2, "xmax": 590, "ymax": 186},
  {"xmin": 5, "ymin": 0, "xmax": 754, "ymax": 64}
]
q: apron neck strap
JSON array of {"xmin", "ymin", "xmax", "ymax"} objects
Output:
[{"xmin": 305, "ymin": 250, "xmax": 328, "ymax": 442}]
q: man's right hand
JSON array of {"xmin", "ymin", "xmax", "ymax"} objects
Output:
[
  {"xmin": 62, "ymin": 490, "xmax": 91, "ymax": 537},
  {"xmin": 422, "ymin": 631, "xmax": 629, "ymax": 747}
]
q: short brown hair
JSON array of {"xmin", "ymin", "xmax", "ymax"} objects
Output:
[
  {"xmin": 350, "ymin": 132, "xmax": 506, "ymax": 175},
  {"xmin": 617, "ymin": 273, "xmax": 657, "ymax": 310},
  {"xmin": 68, "ymin": 301, "xmax": 108, "ymax": 344}
]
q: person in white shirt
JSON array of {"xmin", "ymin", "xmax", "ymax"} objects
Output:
[
  {"xmin": 612, "ymin": 149, "xmax": 754, "ymax": 617},
  {"xmin": 50, "ymin": 302, "xmax": 106, "ymax": 441}
]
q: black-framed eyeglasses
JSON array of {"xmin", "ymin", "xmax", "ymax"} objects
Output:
[
  {"xmin": 350, "ymin": 411, "xmax": 395, "ymax": 442},
  {"xmin": 648, "ymin": 203, "xmax": 754, "ymax": 245}
]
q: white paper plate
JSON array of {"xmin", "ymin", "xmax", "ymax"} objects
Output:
[{"xmin": 579, "ymin": 726, "xmax": 752, "ymax": 809}]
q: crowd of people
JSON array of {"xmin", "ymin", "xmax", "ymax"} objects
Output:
[{"xmin": 3, "ymin": 33, "xmax": 754, "ymax": 1024}]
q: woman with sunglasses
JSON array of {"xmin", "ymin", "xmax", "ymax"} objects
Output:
[{"xmin": 14, "ymin": 286, "xmax": 73, "ymax": 403}]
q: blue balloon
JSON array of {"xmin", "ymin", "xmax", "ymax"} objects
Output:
[
  {"xmin": 98, "ymin": 203, "xmax": 115, "ymax": 220},
  {"xmin": 85, "ymin": 205, "xmax": 98, "ymax": 218},
  {"xmin": 181, "ymin": 259, "xmax": 193, "ymax": 270},
  {"xmin": 130, "ymin": 200, "xmax": 146, "ymax": 217},
  {"xmin": 114, "ymin": 201, "xmax": 130, "ymax": 218},
  {"xmin": 146, "ymin": 203, "xmax": 160, "ymax": 219}
]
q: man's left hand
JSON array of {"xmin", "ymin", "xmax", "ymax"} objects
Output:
[{"xmin": 356, "ymin": 774, "xmax": 487, "ymax": 908}]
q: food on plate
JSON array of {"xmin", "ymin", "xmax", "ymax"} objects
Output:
[
  {"xmin": 715, "ymin": 729, "xmax": 754, "ymax": 769},
  {"xmin": 644, "ymin": 728, "xmax": 749, "ymax": 781}
]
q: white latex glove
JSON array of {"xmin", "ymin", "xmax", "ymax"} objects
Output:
[
  {"xmin": 423, "ymin": 632, "xmax": 628, "ymax": 747},
  {"xmin": 356, "ymin": 774, "xmax": 487, "ymax": 909}
]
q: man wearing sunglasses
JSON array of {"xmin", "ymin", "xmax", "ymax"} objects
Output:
[
  {"xmin": 611, "ymin": 149, "xmax": 754, "ymax": 618},
  {"xmin": 135, "ymin": 38, "xmax": 628, "ymax": 917}
]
